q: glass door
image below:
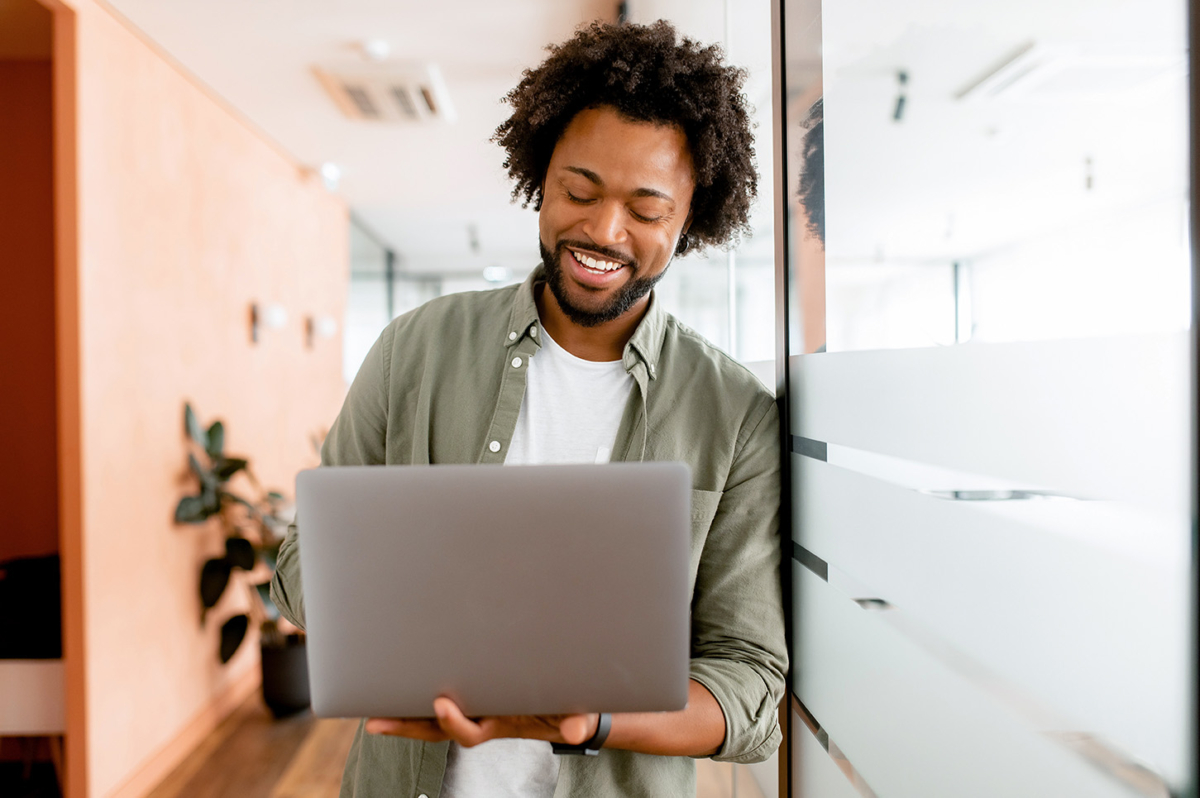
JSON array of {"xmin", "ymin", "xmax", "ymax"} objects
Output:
[{"xmin": 775, "ymin": 0, "xmax": 1195, "ymax": 795}]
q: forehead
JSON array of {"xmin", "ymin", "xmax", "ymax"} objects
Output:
[{"xmin": 549, "ymin": 106, "xmax": 695, "ymax": 191}]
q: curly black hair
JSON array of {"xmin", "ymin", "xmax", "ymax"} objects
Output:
[{"xmin": 493, "ymin": 20, "xmax": 757, "ymax": 254}]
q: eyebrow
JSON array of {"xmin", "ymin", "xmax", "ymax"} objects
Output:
[{"xmin": 564, "ymin": 166, "xmax": 674, "ymax": 203}]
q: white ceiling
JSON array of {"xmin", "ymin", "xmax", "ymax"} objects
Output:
[
  {"xmin": 93, "ymin": 0, "xmax": 1179, "ymax": 278},
  {"xmin": 101, "ymin": 0, "xmax": 776, "ymax": 276}
]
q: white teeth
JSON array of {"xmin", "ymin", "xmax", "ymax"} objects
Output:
[{"xmin": 573, "ymin": 251, "xmax": 622, "ymax": 272}]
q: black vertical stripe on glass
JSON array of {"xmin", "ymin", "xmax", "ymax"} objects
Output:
[
  {"xmin": 791, "ymin": 435, "xmax": 827, "ymax": 461},
  {"xmin": 792, "ymin": 542, "xmax": 828, "ymax": 581}
]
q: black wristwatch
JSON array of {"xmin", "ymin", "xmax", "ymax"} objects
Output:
[{"xmin": 551, "ymin": 713, "xmax": 611, "ymax": 756}]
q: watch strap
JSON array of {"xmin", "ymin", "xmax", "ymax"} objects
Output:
[{"xmin": 551, "ymin": 713, "xmax": 611, "ymax": 756}]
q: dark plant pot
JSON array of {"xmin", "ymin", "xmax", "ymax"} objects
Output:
[{"xmin": 261, "ymin": 633, "xmax": 310, "ymax": 717}]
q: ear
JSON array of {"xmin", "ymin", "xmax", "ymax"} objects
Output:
[
  {"xmin": 674, "ymin": 211, "xmax": 694, "ymax": 256},
  {"xmin": 534, "ymin": 178, "xmax": 546, "ymax": 212}
]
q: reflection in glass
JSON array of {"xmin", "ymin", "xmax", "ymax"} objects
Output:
[
  {"xmin": 801, "ymin": 0, "xmax": 1189, "ymax": 352},
  {"xmin": 785, "ymin": 0, "xmax": 827, "ymax": 355}
]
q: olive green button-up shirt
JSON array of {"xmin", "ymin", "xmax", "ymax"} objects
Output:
[{"xmin": 271, "ymin": 268, "xmax": 787, "ymax": 798}]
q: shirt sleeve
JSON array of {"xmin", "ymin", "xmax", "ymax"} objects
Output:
[
  {"xmin": 270, "ymin": 324, "xmax": 393, "ymax": 629},
  {"xmin": 687, "ymin": 394, "xmax": 788, "ymax": 764}
]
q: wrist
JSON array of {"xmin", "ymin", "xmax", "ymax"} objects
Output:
[{"xmin": 551, "ymin": 713, "xmax": 611, "ymax": 756}]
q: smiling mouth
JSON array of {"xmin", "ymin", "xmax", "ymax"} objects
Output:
[{"xmin": 570, "ymin": 248, "xmax": 627, "ymax": 274}]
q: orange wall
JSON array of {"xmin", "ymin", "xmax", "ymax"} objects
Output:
[
  {"xmin": 52, "ymin": 1, "xmax": 349, "ymax": 796},
  {"xmin": 0, "ymin": 59, "xmax": 59, "ymax": 563}
]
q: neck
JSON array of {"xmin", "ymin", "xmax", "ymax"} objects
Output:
[{"xmin": 535, "ymin": 284, "xmax": 649, "ymax": 362}]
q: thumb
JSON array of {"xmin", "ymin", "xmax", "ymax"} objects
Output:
[{"xmin": 559, "ymin": 714, "xmax": 597, "ymax": 745}]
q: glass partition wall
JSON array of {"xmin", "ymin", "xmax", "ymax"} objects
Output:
[
  {"xmin": 775, "ymin": 0, "xmax": 1195, "ymax": 796},
  {"xmin": 343, "ymin": 218, "xmax": 442, "ymax": 385}
]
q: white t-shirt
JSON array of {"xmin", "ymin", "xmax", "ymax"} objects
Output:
[{"xmin": 441, "ymin": 325, "xmax": 634, "ymax": 798}]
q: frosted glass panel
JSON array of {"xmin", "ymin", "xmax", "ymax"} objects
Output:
[
  {"xmin": 794, "ymin": 455, "xmax": 1190, "ymax": 782},
  {"xmin": 791, "ymin": 704, "xmax": 864, "ymax": 798},
  {"xmin": 789, "ymin": 333, "xmax": 1190, "ymax": 511},
  {"xmin": 793, "ymin": 564, "xmax": 1149, "ymax": 798}
]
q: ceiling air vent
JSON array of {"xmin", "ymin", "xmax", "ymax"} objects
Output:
[{"xmin": 314, "ymin": 62, "xmax": 456, "ymax": 123}]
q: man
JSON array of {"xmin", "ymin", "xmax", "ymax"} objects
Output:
[{"xmin": 272, "ymin": 19, "xmax": 786, "ymax": 797}]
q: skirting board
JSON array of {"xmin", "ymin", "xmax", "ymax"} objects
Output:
[{"xmin": 103, "ymin": 665, "xmax": 261, "ymax": 798}]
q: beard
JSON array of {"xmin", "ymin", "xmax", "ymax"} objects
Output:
[{"xmin": 539, "ymin": 239, "xmax": 668, "ymax": 328}]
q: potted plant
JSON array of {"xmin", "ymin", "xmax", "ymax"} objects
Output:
[{"xmin": 174, "ymin": 402, "xmax": 310, "ymax": 716}]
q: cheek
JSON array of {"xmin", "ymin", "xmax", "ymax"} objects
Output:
[
  {"xmin": 537, "ymin": 206, "xmax": 559, "ymax": 246},
  {"xmin": 645, "ymin": 230, "xmax": 680, "ymax": 260},
  {"xmin": 540, "ymin": 201, "xmax": 583, "ymax": 241}
]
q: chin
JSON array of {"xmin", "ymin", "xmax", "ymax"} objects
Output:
[{"xmin": 540, "ymin": 239, "xmax": 658, "ymax": 327}]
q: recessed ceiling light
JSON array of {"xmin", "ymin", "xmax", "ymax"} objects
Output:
[
  {"xmin": 319, "ymin": 162, "xmax": 342, "ymax": 190},
  {"xmin": 360, "ymin": 39, "xmax": 390, "ymax": 62}
]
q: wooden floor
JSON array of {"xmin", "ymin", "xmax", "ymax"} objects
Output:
[
  {"xmin": 145, "ymin": 694, "xmax": 354, "ymax": 798},
  {"xmin": 146, "ymin": 691, "xmax": 764, "ymax": 798}
]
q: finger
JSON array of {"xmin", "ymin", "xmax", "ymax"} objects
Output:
[
  {"xmin": 433, "ymin": 697, "xmax": 490, "ymax": 748},
  {"xmin": 558, "ymin": 714, "xmax": 598, "ymax": 745},
  {"xmin": 364, "ymin": 717, "xmax": 448, "ymax": 741}
]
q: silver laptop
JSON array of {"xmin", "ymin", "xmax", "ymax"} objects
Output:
[{"xmin": 295, "ymin": 462, "xmax": 691, "ymax": 719}]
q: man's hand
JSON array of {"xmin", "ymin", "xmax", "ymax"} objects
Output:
[
  {"xmin": 365, "ymin": 697, "xmax": 599, "ymax": 748},
  {"xmin": 366, "ymin": 681, "xmax": 724, "ymax": 757}
]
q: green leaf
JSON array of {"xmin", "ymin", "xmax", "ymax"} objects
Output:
[
  {"xmin": 213, "ymin": 457, "xmax": 248, "ymax": 481},
  {"xmin": 206, "ymin": 421, "xmax": 225, "ymax": 459},
  {"xmin": 200, "ymin": 557, "xmax": 232, "ymax": 608},
  {"xmin": 225, "ymin": 536, "xmax": 255, "ymax": 570},
  {"xmin": 201, "ymin": 486, "xmax": 221, "ymax": 515},
  {"xmin": 185, "ymin": 403, "xmax": 207, "ymax": 448},
  {"xmin": 255, "ymin": 582, "xmax": 280, "ymax": 621},
  {"xmin": 219, "ymin": 614, "xmax": 249, "ymax": 663},
  {"xmin": 174, "ymin": 495, "xmax": 210, "ymax": 524},
  {"xmin": 187, "ymin": 453, "xmax": 217, "ymax": 492}
]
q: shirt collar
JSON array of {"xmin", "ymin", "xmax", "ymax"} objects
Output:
[{"xmin": 506, "ymin": 266, "xmax": 667, "ymax": 380}]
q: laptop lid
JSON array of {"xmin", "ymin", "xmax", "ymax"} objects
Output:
[{"xmin": 295, "ymin": 462, "xmax": 691, "ymax": 718}]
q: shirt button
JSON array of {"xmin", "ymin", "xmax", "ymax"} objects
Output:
[
  {"xmin": 508, "ymin": 331, "xmax": 517, "ymax": 340},
  {"xmin": 511, "ymin": 357, "xmax": 522, "ymax": 368},
  {"xmin": 489, "ymin": 440, "xmax": 501, "ymax": 453},
  {"xmin": 530, "ymin": 325, "xmax": 538, "ymax": 337},
  {"xmin": 418, "ymin": 794, "xmax": 429, "ymax": 798}
]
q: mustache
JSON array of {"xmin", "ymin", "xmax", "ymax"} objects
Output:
[{"xmin": 556, "ymin": 239, "xmax": 636, "ymax": 269}]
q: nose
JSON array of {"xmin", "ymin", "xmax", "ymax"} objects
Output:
[{"xmin": 582, "ymin": 200, "xmax": 628, "ymax": 248}]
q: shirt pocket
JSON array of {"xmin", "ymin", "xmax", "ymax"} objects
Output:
[{"xmin": 689, "ymin": 489, "xmax": 722, "ymax": 588}]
